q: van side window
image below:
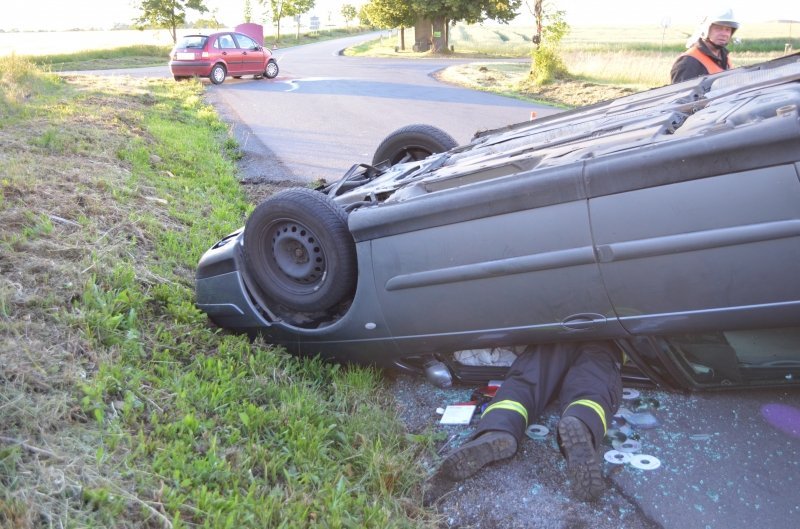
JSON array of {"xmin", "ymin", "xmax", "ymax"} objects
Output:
[{"xmin": 662, "ymin": 328, "xmax": 800, "ymax": 387}]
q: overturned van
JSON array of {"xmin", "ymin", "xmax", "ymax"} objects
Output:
[{"xmin": 196, "ymin": 53, "xmax": 800, "ymax": 391}]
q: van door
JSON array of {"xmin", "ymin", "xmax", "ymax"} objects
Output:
[
  {"xmin": 590, "ymin": 164, "xmax": 800, "ymax": 337},
  {"xmin": 357, "ymin": 165, "xmax": 627, "ymax": 353}
]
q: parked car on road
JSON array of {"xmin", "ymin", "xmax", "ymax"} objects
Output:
[
  {"xmin": 169, "ymin": 31, "xmax": 279, "ymax": 84},
  {"xmin": 196, "ymin": 53, "xmax": 800, "ymax": 392}
]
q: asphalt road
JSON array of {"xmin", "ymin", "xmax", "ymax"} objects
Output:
[
  {"xmin": 82, "ymin": 34, "xmax": 800, "ymax": 529},
  {"xmin": 204, "ymin": 32, "xmax": 558, "ymax": 184}
]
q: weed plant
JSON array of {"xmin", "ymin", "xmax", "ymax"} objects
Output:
[{"xmin": 0, "ymin": 57, "xmax": 437, "ymax": 528}]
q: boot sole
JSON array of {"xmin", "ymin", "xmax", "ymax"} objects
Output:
[
  {"xmin": 440, "ymin": 431, "xmax": 517, "ymax": 481},
  {"xmin": 558, "ymin": 416, "xmax": 605, "ymax": 501}
]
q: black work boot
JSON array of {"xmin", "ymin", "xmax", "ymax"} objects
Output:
[
  {"xmin": 439, "ymin": 430, "xmax": 517, "ymax": 481},
  {"xmin": 557, "ymin": 416, "xmax": 605, "ymax": 501}
]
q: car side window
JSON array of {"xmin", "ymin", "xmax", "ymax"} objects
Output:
[
  {"xmin": 661, "ymin": 327, "xmax": 800, "ymax": 387},
  {"xmin": 215, "ymin": 34, "xmax": 237, "ymax": 49},
  {"xmin": 234, "ymin": 34, "xmax": 259, "ymax": 50}
]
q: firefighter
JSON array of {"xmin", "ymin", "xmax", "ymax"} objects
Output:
[
  {"xmin": 435, "ymin": 341, "xmax": 622, "ymax": 501},
  {"xmin": 671, "ymin": 8, "xmax": 739, "ymax": 83}
]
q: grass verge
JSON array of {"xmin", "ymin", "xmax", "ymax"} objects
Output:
[
  {"xmin": 0, "ymin": 57, "xmax": 438, "ymax": 528},
  {"xmin": 28, "ymin": 45, "xmax": 173, "ymax": 71}
]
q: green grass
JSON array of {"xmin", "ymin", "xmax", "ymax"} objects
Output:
[
  {"xmin": 28, "ymin": 44, "xmax": 173, "ymax": 71},
  {"xmin": 0, "ymin": 57, "xmax": 438, "ymax": 528}
]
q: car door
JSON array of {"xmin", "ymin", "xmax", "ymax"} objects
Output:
[
  {"xmin": 590, "ymin": 162, "xmax": 800, "ymax": 388},
  {"xmin": 590, "ymin": 159, "xmax": 800, "ymax": 333},
  {"xmin": 233, "ymin": 33, "xmax": 265, "ymax": 74},
  {"xmin": 214, "ymin": 33, "xmax": 242, "ymax": 74},
  {"xmin": 358, "ymin": 164, "xmax": 628, "ymax": 353}
]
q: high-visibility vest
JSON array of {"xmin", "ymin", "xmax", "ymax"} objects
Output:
[{"xmin": 681, "ymin": 45, "xmax": 732, "ymax": 74}]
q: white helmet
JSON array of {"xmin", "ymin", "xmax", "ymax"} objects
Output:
[
  {"xmin": 686, "ymin": 7, "xmax": 739, "ymax": 48},
  {"xmin": 700, "ymin": 8, "xmax": 739, "ymax": 38}
]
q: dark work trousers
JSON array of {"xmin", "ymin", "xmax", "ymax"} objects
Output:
[{"xmin": 474, "ymin": 341, "xmax": 623, "ymax": 451}]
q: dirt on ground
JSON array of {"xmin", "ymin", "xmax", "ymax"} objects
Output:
[
  {"xmin": 514, "ymin": 79, "xmax": 638, "ymax": 108},
  {"xmin": 433, "ymin": 62, "xmax": 639, "ymax": 108}
]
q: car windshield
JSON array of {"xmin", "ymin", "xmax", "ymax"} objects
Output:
[{"xmin": 176, "ymin": 36, "xmax": 208, "ymax": 49}]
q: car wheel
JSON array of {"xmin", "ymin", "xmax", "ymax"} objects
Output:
[
  {"xmin": 372, "ymin": 124, "xmax": 458, "ymax": 166},
  {"xmin": 210, "ymin": 64, "xmax": 227, "ymax": 85},
  {"xmin": 264, "ymin": 59, "xmax": 279, "ymax": 79},
  {"xmin": 243, "ymin": 188, "xmax": 357, "ymax": 312}
]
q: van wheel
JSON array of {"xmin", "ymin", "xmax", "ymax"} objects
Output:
[
  {"xmin": 372, "ymin": 124, "xmax": 458, "ymax": 166},
  {"xmin": 243, "ymin": 188, "xmax": 356, "ymax": 312}
]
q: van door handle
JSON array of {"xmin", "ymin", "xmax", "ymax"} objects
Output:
[{"xmin": 561, "ymin": 313, "xmax": 607, "ymax": 330}]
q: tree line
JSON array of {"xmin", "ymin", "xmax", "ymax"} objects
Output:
[
  {"xmin": 136, "ymin": 0, "xmax": 527, "ymax": 51},
  {"xmin": 137, "ymin": 0, "xmax": 565, "ymax": 85}
]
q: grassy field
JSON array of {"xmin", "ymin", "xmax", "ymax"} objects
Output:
[
  {"xmin": 12, "ymin": 26, "xmax": 373, "ymax": 71},
  {"xmin": 349, "ymin": 21, "xmax": 798, "ymax": 91},
  {"xmin": 0, "ymin": 56, "xmax": 439, "ymax": 528}
]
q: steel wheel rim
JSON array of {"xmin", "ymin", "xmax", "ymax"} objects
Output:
[{"xmin": 269, "ymin": 220, "xmax": 325, "ymax": 286}]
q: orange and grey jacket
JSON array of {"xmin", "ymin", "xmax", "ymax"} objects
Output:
[{"xmin": 670, "ymin": 39, "xmax": 732, "ymax": 83}]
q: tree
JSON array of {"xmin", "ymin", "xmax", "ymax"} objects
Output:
[
  {"xmin": 341, "ymin": 4, "xmax": 357, "ymax": 27},
  {"xmin": 261, "ymin": 0, "xmax": 315, "ymax": 43},
  {"xmin": 363, "ymin": 0, "xmax": 415, "ymax": 49},
  {"xmin": 358, "ymin": 5, "xmax": 372, "ymax": 26},
  {"xmin": 135, "ymin": 0, "xmax": 209, "ymax": 43},
  {"xmin": 524, "ymin": 0, "xmax": 543, "ymax": 44},
  {"xmin": 528, "ymin": 6, "xmax": 568, "ymax": 85},
  {"xmin": 410, "ymin": 0, "xmax": 522, "ymax": 52}
]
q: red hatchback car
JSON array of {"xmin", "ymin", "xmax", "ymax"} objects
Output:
[{"xmin": 169, "ymin": 31, "xmax": 279, "ymax": 85}]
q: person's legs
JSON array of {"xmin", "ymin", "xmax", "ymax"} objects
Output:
[
  {"xmin": 439, "ymin": 344, "xmax": 575, "ymax": 480},
  {"xmin": 556, "ymin": 342, "xmax": 622, "ymax": 500}
]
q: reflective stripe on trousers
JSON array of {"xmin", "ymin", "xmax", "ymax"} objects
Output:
[
  {"xmin": 482, "ymin": 400, "xmax": 528, "ymax": 424},
  {"xmin": 565, "ymin": 399, "xmax": 608, "ymax": 435}
]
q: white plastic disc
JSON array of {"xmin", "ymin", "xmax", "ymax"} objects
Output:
[
  {"xmin": 526, "ymin": 424, "xmax": 549, "ymax": 438},
  {"xmin": 604, "ymin": 450, "xmax": 633, "ymax": 465},
  {"xmin": 622, "ymin": 388, "xmax": 640, "ymax": 400},
  {"xmin": 630, "ymin": 454, "xmax": 661, "ymax": 470},
  {"xmin": 612, "ymin": 439, "xmax": 641, "ymax": 453}
]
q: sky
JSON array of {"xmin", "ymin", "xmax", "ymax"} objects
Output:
[{"xmin": 0, "ymin": 0, "xmax": 796, "ymax": 32}]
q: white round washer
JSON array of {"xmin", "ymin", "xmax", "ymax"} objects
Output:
[
  {"xmin": 612, "ymin": 439, "xmax": 642, "ymax": 453},
  {"xmin": 604, "ymin": 450, "xmax": 633, "ymax": 465},
  {"xmin": 526, "ymin": 424, "xmax": 549, "ymax": 438},
  {"xmin": 622, "ymin": 388, "xmax": 640, "ymax": 400},
  {"xmin": 630, "ymin": 454, "xmax": 661, "ymax": 470}
]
